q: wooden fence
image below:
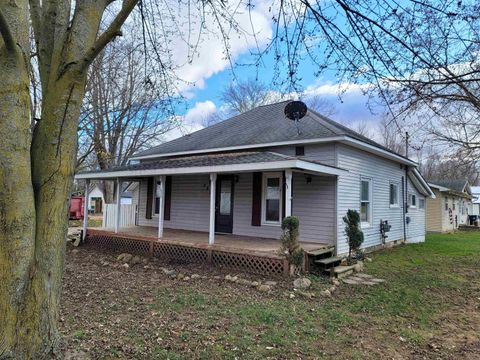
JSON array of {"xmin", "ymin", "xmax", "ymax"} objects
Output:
[{"xmin": 102, "ymin": 204, "xmax": 137, "ymax": 229}]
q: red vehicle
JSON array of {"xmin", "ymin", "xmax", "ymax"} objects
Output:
[{"xmin": 69, "ymin": 196, "xmax": 85, "ymax": 220}]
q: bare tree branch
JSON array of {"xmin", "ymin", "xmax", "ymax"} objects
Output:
[{"xmin": 81, "ymin": 0, "xmax": 139, "ymax": 72}]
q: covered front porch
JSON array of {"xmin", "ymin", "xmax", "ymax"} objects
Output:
[
  {"xmin": 89, "ymin": 226, "xmax": 331, "ymax": 255},
  {"xmin": 77, "ymin": 151, "xmax": 346, "ymax": 245},
  {"xmin": 76, "ymin": 151, "xmax": 346, "ymax": 275}
]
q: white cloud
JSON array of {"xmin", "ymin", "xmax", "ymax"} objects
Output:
[
  {"xmin": 167, "ymin": 2, "xmax": 273, "ymax": 93},
  {"xmin": 163, "ymin": 100, "xmax": 217, "ymax": 141}
]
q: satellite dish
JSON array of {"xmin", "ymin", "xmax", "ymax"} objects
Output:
[{"xmin": 284, "ymin": 100, "xmax": 308, "ymax": 121}]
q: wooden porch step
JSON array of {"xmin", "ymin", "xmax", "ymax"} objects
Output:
[
  {"xmin": 305, "ymin": 247, "xmax": 335, "ymax": 257},
  {"xmin": 315, "ymin": 256, "xmax": 342, "ymax": 266}
]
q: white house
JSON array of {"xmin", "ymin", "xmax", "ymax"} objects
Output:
[
  {"xmin": 77, "ymin": 100, "xmax": 434, "ymax": 262},
  {"xmin": 87, "ymin": 183, "xmax": 133, "ymax": 214},
  {"xmin": 471, "ymin": 186, "xmax": 480, "ymax": 216}
]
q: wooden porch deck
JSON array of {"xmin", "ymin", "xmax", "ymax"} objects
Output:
[{"xmin": 90, "ymin": 226, "xmax": 330, "ymax": 255}]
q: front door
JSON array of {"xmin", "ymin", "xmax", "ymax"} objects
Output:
[
  {"xmin": 94, "ymin": 198, "xmax": 103, "ymax": 213},
  {"xmin": 215, "ymin": 175, "xmax": 234, "ymax": 233}
]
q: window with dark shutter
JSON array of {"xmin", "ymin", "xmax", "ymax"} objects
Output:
[
  {"xmin": 251, "ymin": 172, "xmax": 262, "ymax": 226},
  {"xmin": 153, "ymin": 176, "xmax": 172, "ymax": 220},
  {"xmin": 164, "ymin": 176, "xmax": 172, "ymax": 220},
  {"xmin": 145, "ymin": 177, "xmax": 154, "ymax": 219}
]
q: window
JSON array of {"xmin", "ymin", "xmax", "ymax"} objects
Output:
[
  {"xmin": 389, "ymin": 183, "xmax": 399, "ymax": 207},
  {"xmin": 445, "ymin": 197, "xmax": 448, "ymax": 211},
  {"xmin": 453, "ymin": 201, "xmax": 456, "ymax": 211},
  {"xmin": 419, "ymin": 198, "xmax": 425, "ymax": 210},
  {"xmin": 262, "ymin": 173, "xmax": 282, "ymax": 224},
  {"xmin": 409, "ymin": 194, "xmax": 416, "ymax": 208},
  {"xmin": 360, "ymin": 178, "xmax": 371, "ymax": 225},
  {"xmin": 295, "ymin": 146, "xmax": 305, "ymax": 156},
  {"xmin": 219, "ymin": 179, "xmax": 232, "ymax": 215}
]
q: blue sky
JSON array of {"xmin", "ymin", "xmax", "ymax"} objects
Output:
[{"xmin": 165, "ymin": 1, "xmax": 384, "ymax": 140}]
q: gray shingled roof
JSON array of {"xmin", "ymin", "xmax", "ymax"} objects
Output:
[
  {"xmin": 429, "ymin": 180, "xmax": 468, "ymax": 193},
  {"xmin": 133, "ymin": 100, "xmax": 397, "ymax": 158},
  {"xmin": 79, "ymin": 151, "xmax": 338, "ymax": 175}
]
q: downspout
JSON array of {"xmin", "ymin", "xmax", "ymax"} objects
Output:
[
  {"xmin": 403, "ymin": 132, "xmax": 409, "ymax": 242},
  {"xmin": 402, "ymin": 173, "xmax": 407, "ymax": 242}
]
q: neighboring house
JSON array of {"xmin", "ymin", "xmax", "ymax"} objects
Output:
[
  {"xmin": 87, "ymin": 183, "xmax": 134, "ymax": 214},
  {"xmin": 76, "ymin": 100, "xmax": 434, "ymax": 256},
  {"xmin": 471, "ymin": 186, "xmax": 480, "ymax": 216},
  {"xmin": 88, "ymin": 184, "xmax": 104, "ymax": 214},
  {"xmin": 426, "ymin": 180, "xmax": 473, "ymax": 232}
]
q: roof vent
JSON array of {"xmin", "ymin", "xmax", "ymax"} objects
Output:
[{"xmin": 284, "ymin": 100, "xmax": 307, "ymax": 135}]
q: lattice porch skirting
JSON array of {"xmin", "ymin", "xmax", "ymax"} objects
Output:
[{"xmin": 86, "ymin": 230, "xmax": 289, "ymax": 276}]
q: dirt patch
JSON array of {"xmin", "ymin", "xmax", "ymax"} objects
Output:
[{"xmin": 59, "ymin": 240, "xmax": 480, "ymax": 359}]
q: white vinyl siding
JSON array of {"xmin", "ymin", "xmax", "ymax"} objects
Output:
[
  {"xmin": 265, "ymin": 143, "xmax": 336, "ymax": 166},
  {"xmin": 233, "ymin": 172, "xmax": 335, "ymax": 244},
  {"xmin": 137, "ymin": 175, "xmax": 210, "ymax": 231},
  {"xmin": 405, "ymin": 178, "xmax": 426, "ymax": 242},
  {"xmin": 336, "ymin": 144, "xmax": 412, "ymax": 254}
]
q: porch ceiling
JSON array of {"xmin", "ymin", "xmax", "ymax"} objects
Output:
[{"xmin": 75, "ymin": 151, "xmax": 347, "ymax": 180}]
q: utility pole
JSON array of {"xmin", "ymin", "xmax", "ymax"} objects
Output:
[{"xmin": 405, "ymin": 131, "xmax": 409, "ymax": 158}]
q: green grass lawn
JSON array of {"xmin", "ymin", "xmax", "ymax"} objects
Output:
[
  {"xmin": 69, "ymin": 217, "xmax": 103, "ymax": 228},
  {"xmin": 62, "ymin": 232, "xmax": 480, "ymax": 359}
]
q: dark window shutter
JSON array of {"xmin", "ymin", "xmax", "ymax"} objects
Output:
[
  {"xmin": 282, "ymin": 171, "xmax": 286, "ymax": 219},
  {"xmin": 155, "ymin": 197, "xmax": 160, "ymax": 214},
  {"xmin": 145, "ymin": 177, "xmax": 154, "ymax": 219},
  {"xmin": 164, "ymin": 176, "xmax": 172, "ymax": 220},
  {"xmin": 251, "ymin": 172, "xmax": 262, "ymax": 226}
]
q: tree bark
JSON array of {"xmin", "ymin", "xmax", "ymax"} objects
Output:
[
  {"xmin": 0, "ymin": 1, "xmax": 37, "ymax": 358},
  {"xmin": 0, "ymin": 0, "xmax": 114, "ymax": 357}
]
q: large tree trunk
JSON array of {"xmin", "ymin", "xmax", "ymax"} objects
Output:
[
  {"xmin": 0, "ymin": 0, "xmax": 137, "ymax": 356},
  {"xmin": 103, "ymin": 180, "xmax": 116, "ymax": 204},
  {"xmin": 1, "ymin": 2, "xmax": 96, "ymax": 358},
  {"xmin": 0, "ymin": 1, "xmax": 37, "ymax": 358},
  {"xmin": 1, "ymin": 66, "xmax": 88, "ymax": 360},
  {"xmin": 0, "ymin": 74, "xmax": 88, "ymax": 360}
]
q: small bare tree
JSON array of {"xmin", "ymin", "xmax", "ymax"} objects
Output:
[
  {"xmin": 204, "ymin": 79, "xmax": 336, "ymax": 126},
  {"xmin": 78, "ymin": 34, "xmax": 177, "ymax": 202}
]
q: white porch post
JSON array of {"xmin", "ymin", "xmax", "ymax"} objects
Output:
[
  {"xmin": 115, "ymin": 178, "xmax": 121, "ymax": 233},
  {"xmin": 157, "ymin": 176, "xmax": 166, "ymax": 238},
  {"xmin": 82, "ymin": 179, "xmax": 90, "ymax": 241},
  {"xmin": 285, "ymin": 169, "xmax": 293, "ymax": 217},
  {"xmin": 209, "ymin": 173, "xmax": 217, "ymax": 245}
]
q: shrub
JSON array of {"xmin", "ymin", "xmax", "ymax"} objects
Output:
[
  {"xmin": 280, "ymin": 216, "xmax": 304, "ymax": 268},
  {"xmin": 343, "ymin": 209, "xmax": 364, "ymax": 263}
]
